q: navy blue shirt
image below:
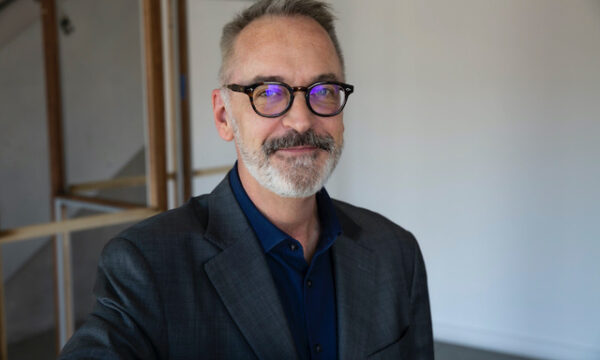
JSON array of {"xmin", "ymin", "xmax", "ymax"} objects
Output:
[{"xmin": 229, "ymin": 164, "xmax": 341, "ymax": 360}]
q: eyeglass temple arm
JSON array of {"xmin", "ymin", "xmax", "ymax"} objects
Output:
[{"xmin": 226, "ymin": 84, "xmax": 253, "ymax": 94}]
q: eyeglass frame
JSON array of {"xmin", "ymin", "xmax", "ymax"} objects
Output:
[{"xmin": 225, "ymin": 81, "xmax": 354, "ymax": 118}]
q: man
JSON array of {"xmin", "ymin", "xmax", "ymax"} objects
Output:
[{"xmin": 60, "ymin": 0, "xmax": 433, "ymax": 359}]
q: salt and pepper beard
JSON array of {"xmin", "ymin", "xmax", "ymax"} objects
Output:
[{"xmin": 222, "ymin": 90, "xmax": 343, "ymax": 198}]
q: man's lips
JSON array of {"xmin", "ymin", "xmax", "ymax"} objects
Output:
[{"xmin": 276, "ymin": 146, "xmax": 319, "ymax": 153}]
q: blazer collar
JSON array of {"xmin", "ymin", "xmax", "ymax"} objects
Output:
[
  {"xmin": 202, "ymin": 177, "xmax": 298, "ymax": 360},
  {"xmin": 200, "ymin": 177, "xmax": 377, "ymax": 359}
]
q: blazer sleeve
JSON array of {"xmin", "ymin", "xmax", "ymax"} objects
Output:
[
  {"xmin": 409, "ymin": 237, "xmax": 435, "ymax": 359},
  {"xmin": 58, "ymin": 237, "xmax": 167, "ymax": 360}
]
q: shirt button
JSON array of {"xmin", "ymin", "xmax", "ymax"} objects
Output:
[
  {"xmin": 315, "ymin": 344, "xmax": 322, "ymax": 353},
  {"xmin": 307, "ymin": 279, "xmax": 313, "ymax": 288},
  {"xmin": 289, "ymin": 243, "xmax": 298, "ymax": 251}
]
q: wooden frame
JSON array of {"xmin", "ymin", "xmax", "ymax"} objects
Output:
[
  {"xmin": 41, "ymin": 0, "xmax": 65, "ymax": 200},
  {"xmin": 68, "ymin": 166, "xmax": 231, "ymax": 194},
  {"xmin": 58, "ymin": 205, "xmax": 74, "ymax": 341},
  {"xmin": 40, "ymin": 0, "xmax": 67, "ymax": 353},
  {"xmin": 56, "ymin": 194, "xmax": 142, "ymax": 210},
  {"xmin": 0, "ymin": 164, "xmax": 231, "ymax": 244},
  {"xmin": 0, "ymin": 0, "xmax": 169, "ymax": 355},
  {"xmin": 143, "ymin": 0, "xmax": 168, "ymax": 212},
  {"xmin": 0, "ymin": 209, "xmax": 159, "ymax": 246},
  {"xmin": 67, "ymin": 175, "xmax": 147, "ymax": 193},
  {"xmin": 177, "ymin": 0, "xmax": 192, "ymax": 202},
  {"xmin": 166, "ymin": 0, "xmax": 179, "ymax": 207},
  {"xmin": 0, "ymin": 0, "xmax": 229, "ymax": 356}
]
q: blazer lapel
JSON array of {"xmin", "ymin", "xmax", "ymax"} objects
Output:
[
  {"xmin": 202, "ymin": 178, "xmax": 298, "ymax": 360},
  {"xmin": 333, "ymin": 212, "xmax": 377, "ymax": 360}
]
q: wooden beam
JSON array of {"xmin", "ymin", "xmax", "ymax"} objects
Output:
[
  {"xmin": 41, "ymin": 0, "xmax": 65, "ymax": 197},
  {"xmin": 177, "ymin": 0, "xmax": 192, "ymax": 202},
  {"xmin": 60, "ymin": 205, "xmax": 74, "ymax": 342},
  {"xmin": 68, "ymin": 165, "xmax": 231, "ymax": 193},
  {"xmin": 192, "ymin": 165, "xmax": 232, "ymax": 178},
  {"xmin": 57, "ymin": 194, "xmax": 142, "ymax": 210},
  {"xmin": 40, "ymin": 0, "xmax": 66, "ymax": 353},
  {"xmin": 142, "ymin": 0, "xmax": 168, "ymax": 211},
  {"xmin": 68, "ymin": 175, "xmax": 147, "ymax": 193},
  {"xmin": 166, "ymin": 0, "xmax": 179, "ymax": 207},
  {"xmin": 0, "ymin": 208, "xmax": 159, "ymax": 245}
]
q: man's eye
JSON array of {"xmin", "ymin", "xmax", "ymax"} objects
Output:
[
  {"xmin": 257, "ymin": 88, "xmax": 283, "ymax": 98},
  {"xmin": 312, "ymin": 86, "xmax": 336, "ymax": 97}
]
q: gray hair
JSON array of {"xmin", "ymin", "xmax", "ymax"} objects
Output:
[{"xmin": 219, "ymin": 0, "xmax": 345, "ymax": 83}]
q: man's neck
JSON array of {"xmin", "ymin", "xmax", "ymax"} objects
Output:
[{"xmin": 237, "ymin": 162, "xmax": 321, "ymax": 262}]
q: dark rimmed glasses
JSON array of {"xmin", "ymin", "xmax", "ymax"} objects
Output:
[{"xmin": 226, "ymin": 81, "xmax": 354, "ymax": 118}]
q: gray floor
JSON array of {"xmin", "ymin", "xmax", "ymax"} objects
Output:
[
  {"xmin": 9, "ymin": 329, "xmax": 541, "ymax": 360},
  {"xmin": 435, "ymin": 341, "xmax": 540, "ymax": 360}
]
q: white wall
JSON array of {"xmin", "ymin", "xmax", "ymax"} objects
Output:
[
  {"xmin": 188, "ymin": 0, "xmax": 247, "ymax": 194},
  {"xmin": 59, "ymin": 0, "xmax": 146, "ymax": 185},
  {"xmin": 188, "ymin": 0, "xmax": 600, "ymax": 359},
  {"xmin": 332, "ymin": 0, "xmax": 600, "ymax": 358}
]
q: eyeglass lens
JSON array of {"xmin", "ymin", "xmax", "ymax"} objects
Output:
[{"xmin": 252, "ymin": 83, "xmax": 346, "ymax": 116}]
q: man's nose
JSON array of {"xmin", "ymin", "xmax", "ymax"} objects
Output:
[{"xmin": 281, "ymin": 93, "xmax": 315, "ymax": 134}]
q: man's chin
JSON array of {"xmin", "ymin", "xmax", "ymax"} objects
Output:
[
  {"xmin": 266, "ymin": 162, "xmax": 331, "ymax": 198},
  {"xmin": 239, "ymin": 148, "xmax": 337, "ymax": 198}
]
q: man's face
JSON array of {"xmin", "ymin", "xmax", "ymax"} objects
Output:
[{"xmin": 216, "ymin": 15, "xmax": 345, "ymax": 198}]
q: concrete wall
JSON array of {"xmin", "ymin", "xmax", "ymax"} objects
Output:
[{"xmin": 187, "ymin": 0, "xmax": 600, "ymax": 359}]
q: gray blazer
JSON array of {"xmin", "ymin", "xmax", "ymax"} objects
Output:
[{"xmin": 59, "ymin": 177, "xmax": 433, "ymax": 359}]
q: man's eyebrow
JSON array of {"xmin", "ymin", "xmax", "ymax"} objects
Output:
[
  {"xmin": 245, "ymin": 73, "xmax": 342, "ymax": 85},
  {"xmin": 309, "ymin": 73, "xmax": 341, "ymax": 83}
]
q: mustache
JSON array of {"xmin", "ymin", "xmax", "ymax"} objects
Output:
[{"xmin": 263, "ymin": 129, "xmax": 335, "ymax": 156}]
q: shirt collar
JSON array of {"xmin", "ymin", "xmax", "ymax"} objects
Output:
[{"xmin": 229, "ymin": 162, "xmax": 341, "ymax": 254}]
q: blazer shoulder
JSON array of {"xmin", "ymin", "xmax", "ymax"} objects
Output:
[
  {"xmin": 331, "ymin": 198, "xmax": 422, "ymax": 265},
  {"xmin": 332, "ymin": 199, "xmax": 415, "ymax": 240},
  {"xmin": 115, "ymin": 194, "xmax": 211, "ymax": 247},
  {"xmin": 332, "ymin": 199, "xmax": 429, "ymax": 300}
]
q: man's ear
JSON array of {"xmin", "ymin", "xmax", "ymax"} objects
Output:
[{"xmin": 212, "ymin": 89, "xmax": 234, "ymax": 141}]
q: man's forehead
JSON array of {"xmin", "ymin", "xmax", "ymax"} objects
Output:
[
  {"xmin": 228, "ymin": 15, "xmax": 343, "ymax": 84},
  {"xmin": 239, "ymin": 14, "xmax": 328, "ymax": 41}
]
